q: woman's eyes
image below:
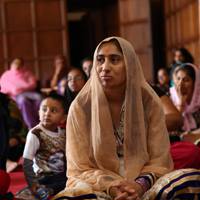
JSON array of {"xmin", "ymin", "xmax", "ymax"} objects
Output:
[
  {"xmin": 111, "ymin": 56, "xmax": 120, "ymax": 64},
  {"xmin": 97, "ymin": 57, "xmax": 104, "ymax": 64},
  {"xmin": 96, "ymin": 55, "xmax": 121, "ymax": 64},
  {"xmin": 176, "ymin": 76, "xmax": 191, "ymax": 83},
  {"xmin": 184, "ymin": 78, "xmax": 192, "ymax": 83},
  {"xmin": 51, "ymin": 108, "xmax": 58, "ymax": 113}
]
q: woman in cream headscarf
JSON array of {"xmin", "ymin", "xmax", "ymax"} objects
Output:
[{"xmin": 58, "ymin": 37, "xmax": 173, "ymax": 199}]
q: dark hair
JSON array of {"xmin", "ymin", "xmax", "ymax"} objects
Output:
[
  {"xmin": 81, "ymin": 57, "xmax": 93, "ymax": 66},
  {"xmin": 64, "ymin": 68, "xmax": 87, "ymax": 113},
  {"xmin": 158, "ymin": 67, "xmax": 170, "ymax": 75},
  {"xmin": 174, "ymin": 47, "xmax": 194, "ymax": 64},
  {"xmin": 175, "ymin": 64, "xmax": 196, "ymax": 82},
  {"xmin": 67, "ymin": 67, "xmax": 88, "ymax": 82},
  {"xmin": 64, "ymin": 89, "xmax": 76, "ymax": 114},
  {"xmin": 45, "ymin": 92, "xmax": 68, "ymax": 114}
]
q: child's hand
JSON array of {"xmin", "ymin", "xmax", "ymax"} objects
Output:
[
  {"xmin": 30, "ymin": 182, "xmax": 40, "ymax": 194},
  {"xmin": 176, "ymin": 84, "xmax": 187, "ymax": 103}
]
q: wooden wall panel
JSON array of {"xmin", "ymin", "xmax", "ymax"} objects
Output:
[
  {"xmin": 5, "ymin": 2, "xmax": 32, "ymax": 30},
  {"xmin": 0, "ymin": 0, "xmax": 69, "ymax": 86},
  {"xmin": 39, "ymin": 60, "xmax": 54, "ymax": 87},
  {"xmin": 35, "ymin": 1, "xmax": 62, "ymax": 28},
  {"xmin": 0, "ymin": 63, "xmax": 4, "ymax": 75},
  {"xmin": 24, "ymin": 61, "xmax": 35, "ymax": 73},
  {"xmin": 0, "ymin": 3, "xmax": 3, "ymax": 31},
  {"xmin": 37, "ymin": 31, "xmax": 63, "ymax": 57},
  {"xmin": 7, "ymin": 32, "xmax": 34, "ymax": 58},
  {"xmin": 118, "ymin": 0, "xmax": 153, "ymax": 82},
  {"xmin": 121, "ymin": 24, "xmax": 151, "ymax": 51},
  {"xmin": 0, "ymin": 33, "xmax": 4, "ymax": 74},
  {"xmin": 102, "ymin": 3, "xmax": 119, "ymax": 37},
  {"xmin": 164, "ymin": 0, "xmax": 200, "ymax": 65},
  {"xmin": 0, "ymin": 34, "xmax": 3, "ymax": 62}
]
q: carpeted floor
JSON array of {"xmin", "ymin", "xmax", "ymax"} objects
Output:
[{"xmin": 8, "ymin": 165, "xmax": 27, "ymax": 195}]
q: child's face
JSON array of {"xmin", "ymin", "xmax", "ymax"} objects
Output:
[{"xmin": 39, "ymin": 98, "xmax": 66, "ymax": 131}]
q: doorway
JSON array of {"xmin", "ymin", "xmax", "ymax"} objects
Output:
[{"xmin": 67, "ymin": 0, "xmax": 119, "ymax": 68}]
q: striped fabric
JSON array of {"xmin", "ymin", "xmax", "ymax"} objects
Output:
[
  {"xmin": 52, "ymin": 191, "xmax": 111, "ymax": 200},
  {"xmin": 142, "ymin": 169, "xmax": 200, "ymax": 200},
  {"xmin": 136, "ymin": 172, "xmax": 157, "ymax": 188},
  {"xmin": 135, "ymin": 172, "xmax": 157, "ymax": 192}
]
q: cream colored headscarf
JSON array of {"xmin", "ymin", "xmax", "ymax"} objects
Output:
[{"xmin": 64, "ymin": 37, "xmax": 173, "ymax": 194}]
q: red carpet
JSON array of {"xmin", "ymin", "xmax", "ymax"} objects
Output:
[{"xmin": 8, "ymin": 166, "xmax": 27, "ymax": 195}]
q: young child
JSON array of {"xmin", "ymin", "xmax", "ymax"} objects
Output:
[{"xmin": 22, "ymin": 93, "xmax": 67, "ymax": 199}]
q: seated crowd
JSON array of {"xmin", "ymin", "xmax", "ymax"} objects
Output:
[{"xmin": 0, "ymin": 38, "xmax": 200, "ymax": 199}]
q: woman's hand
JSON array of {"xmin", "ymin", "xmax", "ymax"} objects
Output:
[
  {"xmin": 109, "ymin": 180, "xmax": 144, "ymax": 200},
  {"xmin": 55, "ymin": 64, "xmax": 64, "ymax": 75},
  {"xmin": 175, "ymin": 84, "xmax": 188, "ymax": 111}
]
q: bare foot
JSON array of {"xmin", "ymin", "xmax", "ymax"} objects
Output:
[{"xmin": 6, "ymin": 160, "xmax": 18, "ymax": 173}]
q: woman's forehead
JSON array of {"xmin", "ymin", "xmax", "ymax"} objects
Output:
[
  {"xmin": 97, "ymin": 42, "xmax": 122, "ymax": 55},
  {"xmin": 176, "ymin": 69, "xmax": 189, "ymax": 77},
  {"xmin": 68, "ymin": 69, "xmax": 83, "ymax": 77}
]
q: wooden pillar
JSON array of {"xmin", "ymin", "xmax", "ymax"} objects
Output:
[{"xmin": 118, "ymin": 0, "xmax": 153, "ymax": 82}]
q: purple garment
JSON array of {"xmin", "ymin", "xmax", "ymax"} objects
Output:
[{"xmin": 15, "ymin": 92, "xmax": 42, "ymax": 129}]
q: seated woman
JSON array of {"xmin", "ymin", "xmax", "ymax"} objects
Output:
[
  {"xmin": 41, "ymin": 55, "xmax": 69, "ymax": 95},
  {"xmin": 156, "ymin": 68, "xmax": 170, "ymax": 95},
  {"xmin": 152, "ymin": 85, "xmax": 200, "ymax": 169},
  {"xmin": 81, "ymin": 57, "xmax": 93, "ymax": 78},
  {"xmin": 0, "ymin": 93, "xmax": 12, "ymax": 197},
  {"xmin": 0, "ymin": 92, "xmax": 27, "ymax": 172},
  {"xmin": 169, "ymin": 48, "xmax": 194, "ymax": 86},
  {"xmin": 170, "ymin": 48, "xmax": 194, "ymax": 68},
  {"xmin": 63, "ymin": 68, "xmax": 87, "ymax": 112},
  {"xmin": 0, "ymin": 93, "xmax": 9, "ymax": 171},
  {"xmin": 50, "ymin": 55, "xmax": 69, "ymax": 89},
  {"xmin": 55, "ymin": 37, "xmax": 173, "ymax": 199},
  {"xmin": 0, "ymin": 58, "xmax": 43, "ymax": 129},
  {"xmin": 170, "ymin": 63, "xmax": 200, "ymax": 134},
  {"xmin": 151, "ymin": 85, "xmax": 183, "ymax": 132}
]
